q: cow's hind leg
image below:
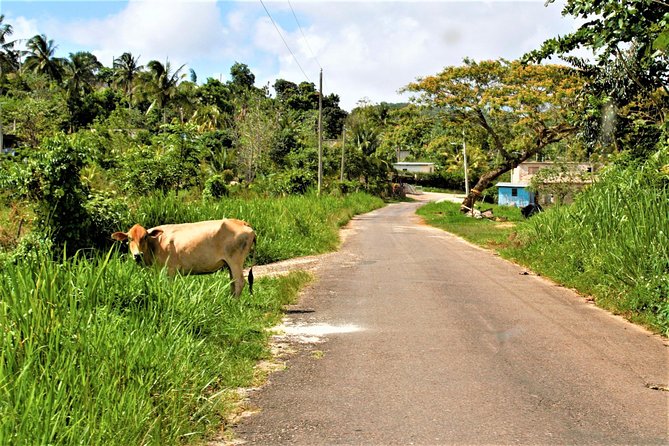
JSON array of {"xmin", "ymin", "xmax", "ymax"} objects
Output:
[{"xmin": 228, "ymin": 262, "xmax": 245, "ymax": 297}]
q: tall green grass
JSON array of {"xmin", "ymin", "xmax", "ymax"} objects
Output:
[
  {"xmin": 506, "ymin": 150, "xmax": 669, "ymax": 334},
  {"xmin": 0, "ymin": 248, "xmax": 310, "ymax": 444},
  {"xmin": 127, "ymin": 192, "xmax": 384, "ymax": 265}
]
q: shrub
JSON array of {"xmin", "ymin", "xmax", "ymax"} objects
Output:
[
  {"xmin": 84, "ymin": 192, "xmax": 131, "ymax": 249},
  {"xmin": 8, "ymin": 134, "xmax": 93, "ymax": 253},
  {"xmin": 202, "ymin": 174, "xmax": 229, "ymax": 200},
  {"xmin": 273, "ymin": 168, "xmax": 315, "ymax": 195}
]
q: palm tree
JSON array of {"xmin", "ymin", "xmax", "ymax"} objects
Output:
[
  {"xmin": 145, "ymin": 59, "xmax": 186, "ymax": 121},
  {"xmin": 23, "ymin": 34, "xmax": 66, "ymax": 82},
  {"xmin": 64, "ymin": 51, "xmax": 102, "ymax": 97},
  {"xmin": 113, "ymin": 52, "xmax": 142, "ymax": 105},
  {"xmin": 0, "ymin": 15, "xmax": 20, "ymax": 75},
  {"xmin": 191, "ymin": 104, "xmax": 221, "ymax": 131}
]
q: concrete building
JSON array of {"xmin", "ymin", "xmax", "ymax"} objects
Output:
[
  {"xmin": 496, "ymin": 161, "xmax": 595, "ymax": 207},
  {"xmin": 393, "ymin": 162, "xmax": 435, "ymax": 175}
]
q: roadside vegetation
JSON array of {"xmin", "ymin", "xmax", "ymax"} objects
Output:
[
  {"xmin": 417, "ymin": 201, "xmax": 523, "ymax": 249},
  {"xmin": 0, "ymin": 188, "xmax": 381, "ymax": 445},
  {"xmin": 509, "ymin": 151, "xmax": 669, "ymax": 335}
]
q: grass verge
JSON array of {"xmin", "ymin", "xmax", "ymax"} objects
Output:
[
  {"xmin": 416, "ymin": 201, "xmax": 523, "ymax": 249},
  {"xmin": 0, "ymin": 247, "xmax": 311, "ymax": 445}
]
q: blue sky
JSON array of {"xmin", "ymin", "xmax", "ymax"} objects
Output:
[{"xmin": 1, "ymin": 0, "xmax": 579, "ymax": 110}]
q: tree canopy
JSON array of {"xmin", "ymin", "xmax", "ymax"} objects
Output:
[
  {"xmin": 405, "ymin": 58, "xmax": 583, "ymax": 210},
  {"xmin": 525, "ymin": 0, "xmax": 668, "ymax": 158}
]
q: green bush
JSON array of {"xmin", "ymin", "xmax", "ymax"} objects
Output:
[
  {"xmin": 84, "ymin": 191, "xmax": 131, "ymax": 249},
  {"xmin": 203, "ymin": 174, "xmax": 229, "ymax": 200},
  {"xmin": 5, "ymin": 134, "xmax": 93, "ymax": 252},
  {"xmin": 272, "ymin": 168, "xmax": 315, "ymax": 195}
]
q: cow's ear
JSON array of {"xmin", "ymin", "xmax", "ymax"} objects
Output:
[
  {"xmin": 111, "ymin": 231, "xmax": 128, "ymax": 241},
  {"xmin": 147, "ymin": 228, "xmax": 163, "ymax": 238}
]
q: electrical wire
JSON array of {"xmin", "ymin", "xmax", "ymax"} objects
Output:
[
  {"xmin": 287, "ymin": 0, "xmax": 322, "ymax": 70},
  {"xmin": 258, "ymin": 0, "xmax": 312, "ymax": 83}
]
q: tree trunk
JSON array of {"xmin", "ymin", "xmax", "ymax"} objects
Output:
[{"xmin": 460, "ymin": 163, "xmax": 514, "ymax": 213}]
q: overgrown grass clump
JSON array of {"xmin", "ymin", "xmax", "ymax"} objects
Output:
[
  {"xmin": 130, "ymin": 191, "xmax": 384, "ymax": 265},
  {"xmin": 0, "ymin": 247, "xmax": 310, "ymax": 444},
  {"xmin": 507, "ymin": 151, "xmax": 669, "ymax": 334}
]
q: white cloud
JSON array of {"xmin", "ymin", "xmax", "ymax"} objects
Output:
[
  {"xmin": 5, "ymin": 0, "xmax": 579, "ymax": 110},
  {"xmin": 253, "ymin": 1, "xmax": 579, "ymax": 109},
  {"xmin": 63, "ymin": 0, "xmax": 226, "ymax": 68}
]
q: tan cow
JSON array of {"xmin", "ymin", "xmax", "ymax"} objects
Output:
[{"xmin": 111, "ymin": 219, "xmax": 255, "ymax": 297}]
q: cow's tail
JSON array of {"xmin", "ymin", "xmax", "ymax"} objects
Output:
[{"xmin": 248, "ymin": 231, "xmax": 257, "ymax": 295}]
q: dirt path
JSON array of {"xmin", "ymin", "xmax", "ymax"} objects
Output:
[{"xmin": 226, "ymin": 193, "xmax": 668, "ymax": 445}]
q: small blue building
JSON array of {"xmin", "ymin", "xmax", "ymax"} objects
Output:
[{"xmin": 496, "ymin": 182, "xmax": 535, "ymax": 207}]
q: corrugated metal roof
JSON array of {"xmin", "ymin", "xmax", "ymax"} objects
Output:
[
  {"xmin": 393, "ymin": 162, "xmax": 435, "ymax": 166},
  {"xmin": 495, "ymin": 182, "xmax": 528, "ymax": 188}
]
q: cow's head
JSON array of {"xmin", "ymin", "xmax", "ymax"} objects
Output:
[{"xmin": 111, "ymin": 224, "xmax": 163, "ymax": 265}]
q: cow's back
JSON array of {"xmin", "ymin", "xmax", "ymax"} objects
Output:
[{"xmin": 151, "ymin": 219, "xmax": 253, "ymax": 273}]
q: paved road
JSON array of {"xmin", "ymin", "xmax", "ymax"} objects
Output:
[{"xmin": 233, "ymin": 194, "xmax": 668, "ymax": 445}]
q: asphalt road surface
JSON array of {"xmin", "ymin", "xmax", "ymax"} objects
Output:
[{"xmin": 232, "ymin": 194, "xmax": 668, "ymax": 445}]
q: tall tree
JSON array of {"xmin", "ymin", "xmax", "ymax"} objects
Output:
[
  {"xmin": 405, "ymin": 58, "xmax": 583, "ymax": 212},
  {"xmin": 197, "ymin": 78, "xmax": 233, "ymax": 115},
  {"xmin": 526, "ymin": 0, "xmax": 668, "ymax": 71},
  {"xmin": 23, "ymin": 34, "xmax": 66, "ymax": 82},
  {"xmin": 113, "ymin": 52, "xmax": 143, "ymax": 105},
  {"xmin": 145, "ymin": 59, "xmax": 185, "ymax": 121},
  {"xmin": 64, "ymin": 51, "xmax": 102, "ymax": 97},
  {"xmin": 0, "ymin": 15, "xmax": 20, "ymax": 75},
  {"xmin": 234, "ymin": 94, "xmax": 279, "ymax": 182},
  {"xmin": 229, "ymin": 62, "xmax": 255, "ymax": 91},
  {"xmin": 525, "ymin": 0, "xmax": 668, "ymax": 157}
]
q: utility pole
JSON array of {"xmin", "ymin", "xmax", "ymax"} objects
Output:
[
  {"xmin": 0, "ymin": 103, "xmax": 4, "ymax": 153},
  {"xmin": 462, "ymin": 128, "xmax": 469, "ymax": 195},
  {"xmin": 451, "ymin": 129, "xmax": 469, "ymax": 195},
  {"xmin": 340, "ymin": 126, "xmax": 346, "ymax": 182},
  {"xmin": 317, "ymin": 69, "xmax": 323, "ymax": 195}
]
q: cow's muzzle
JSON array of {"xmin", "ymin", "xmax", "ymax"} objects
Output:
[{"xmin": 133, "ymin": 253, "xmax": 144, "ymax": 264}]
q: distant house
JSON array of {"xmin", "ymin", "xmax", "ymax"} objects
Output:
[
  {"xmin": 393, "ymin": 162, "xmax": 435, "ymax": 175},
  {"xmin": 497, "ymin": 182, "xmax": 535, "ymax": 207},
  {"xmin": 496, "ymin": 161, "xmax": 595, "ymax": 207}
]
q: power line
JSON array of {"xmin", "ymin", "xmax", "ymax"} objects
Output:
[
  {"xmin": 258, "ymin": 0, "xmax": 312, "ymax": 83},
  {"xmin": 287, "ymin": 0, "xmax": 322, "ymax": 70}
]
